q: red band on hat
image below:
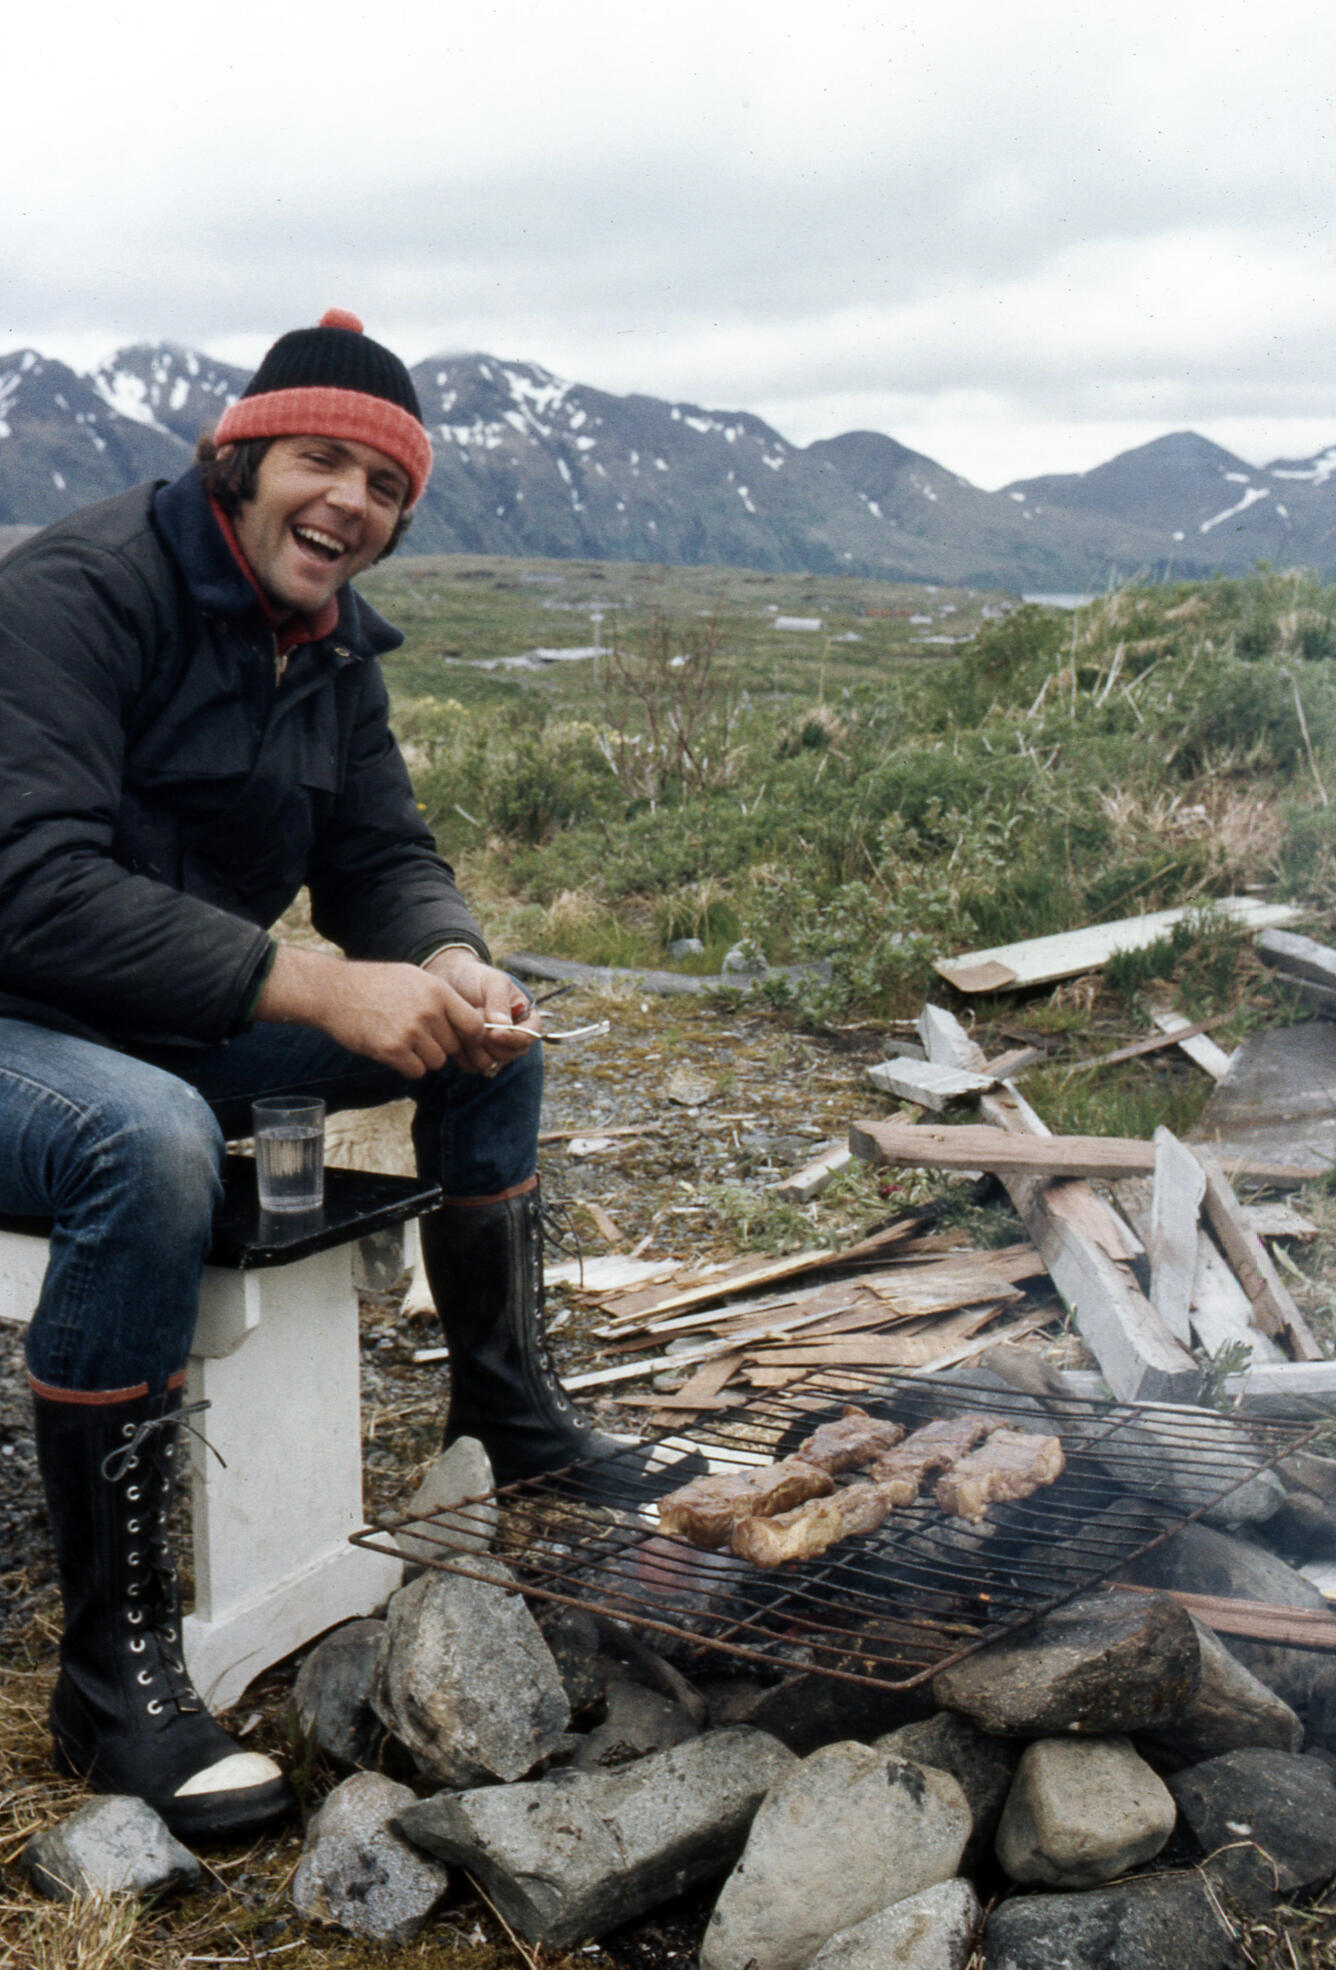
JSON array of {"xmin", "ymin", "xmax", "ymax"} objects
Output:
[{"xmin": 214, "ymin": 385, "xmax": 432, "ymax": 507}]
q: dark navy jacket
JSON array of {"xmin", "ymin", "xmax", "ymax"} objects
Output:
[{"xmin": 0, "ymin": 468, "xmax": 485, "ymax": 1048}]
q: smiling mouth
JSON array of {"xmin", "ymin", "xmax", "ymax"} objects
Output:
[{"xmin": 292, "ymin": 524, "xmax": 348, "ymax": 563}]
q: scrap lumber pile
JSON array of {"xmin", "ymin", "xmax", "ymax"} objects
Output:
[
  {"xmin": 852, "ymin": 1003, "xmax": 1329, "ymax": 1406},
  {"xmin": 562, "ymin": 1216, "xmax": 1057, "ymax": 1427}
]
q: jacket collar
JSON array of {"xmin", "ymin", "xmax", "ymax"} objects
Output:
[{"xmin": 151, "ymin": 466, "xmax": 404, "ymax": 659}]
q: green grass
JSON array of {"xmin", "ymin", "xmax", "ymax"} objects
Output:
[{"xmin": 363, "ymin": 555, "xmax": 1336, "ymax": 1044}]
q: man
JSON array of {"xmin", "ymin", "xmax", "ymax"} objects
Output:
[{"xmin": 0, "ymin": 310, "xmax": 628, "ymax": 1839}]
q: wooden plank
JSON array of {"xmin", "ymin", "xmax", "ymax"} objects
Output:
[
  {"xmin": 1150, "ymin": 1009, "xmax": 1234, "ymax": 1081},
  {"xmin": 768, "ymin": 1141, "xmax": 852, "ymax": 1201},
  {"xmin": 745, "ymin": 1306, "xmax": 1051, "ymax": 1373},
  {"xmin": 643, "ymin": 1351, "xmax": 744, "ymax": 1427},
  {"xmin": 1257, "ymin": 927, "xmax": 1336, "ymax": 993},
  {"xmin": 864, "ymin": 1058, "xmax": 997, "ymax": 1109},
  {"xmin": 1045, "ymin": 1180, "xmax": 1144, "ymax": 1262},
  {"xmin": 1112, "ymin": 1582, "xmax": 1336, "ymax": 1651},
  {"xmin": 1148, "ymin": 1127, "xmax": 1206, "ymax": 1346},
  {"xmin": 744, "ymin": 1305, "xmax": 1007, "ymax": 1370},
  {"xmin": 982, "ymin": 1045, "xmax": 1048, "ymax": 1080},
  {"xmin": 918, "ymin": 1005, "xmax": 1200, "ymax": 1404},
  {"xmin": 1062, "ymin": 1019, "xmax": 1222, "ymax": 1076},
  {"xmin": 1244, "ymin": 1202, "xmax": 1320, "ymax": 1240},
  {"xmin": 1225, "ymin": 1359, "xmax": 1336, "ymax": 1400},
  {"xmin": 1194, "ymin": 1152, "xmax": 1324, "ymax": 1361},
  {"xmin": 579, "ymin": 1201, "xmax": 624, "ymax": 1245},
  {"xmin": 849, "ymin": 1118, "xmax": 1312, "ymax": 1187},
  {"xmin": 1115, "ymin": 1177, "xmax": 1285, "ymax": 1365},
  {"xmin": 862, "ymin": 1261, "xmax": 1024, "ymax": 1315},
  {"xmin": 602, "ymin": 1247, "xmax": 837, "ymax": 1324},
  {"xmin": 934, "ymin": 897, "xmax": 1302, "ymax": 995}
]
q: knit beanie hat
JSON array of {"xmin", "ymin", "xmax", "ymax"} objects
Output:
[{"xmin": 213, "ymin": 308, "xmax": 432, "ymax": 507}]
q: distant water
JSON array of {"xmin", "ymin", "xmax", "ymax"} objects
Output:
[{"xmin": 1023, "ymin": 592, "xmax": 1097, "ymax": 609}]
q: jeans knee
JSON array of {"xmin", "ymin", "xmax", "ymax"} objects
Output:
[{"xmin": 80, "ymin": 1084, "xmax": 224, "ymax": 1235}]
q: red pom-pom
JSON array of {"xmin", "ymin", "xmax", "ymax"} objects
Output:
[{"xmin": 320, "ymin": 307, "xmax": 363, "ymax": 334}]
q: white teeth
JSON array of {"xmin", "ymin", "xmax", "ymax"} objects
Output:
[{"xmin": 293, "ymin": 526, "xmax": 345, "ymax": 557}]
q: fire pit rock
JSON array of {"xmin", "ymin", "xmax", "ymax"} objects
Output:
[
  {"xmin": 1098, "ymin": 1411, "xmax": 1286, "ymax": 1528},
  {"xmin": 569, "ymin": 1666, "xmax": 701, "ymax": 1770},
  {"xmin": 292, "ymin": 1617, "xmax": 388, "ymax": 1770},
  {"xmin": 394, "ymin": 1724, "xmax": 796, "ymax": 1948},
  {"xmin": 700, "ymin": 1741, "xmax": 972, "ymax": 1970},
  {"xmin": 993, "ymin": 1735, "xmax": 1177, "ymax": 1887},
  {"xmin": 1121, "ymin": 1519, "xmax": 1332, "ymax": 1717},
  {"xmin": 804, "ymin": 1877, "xmax": 981, "ymax": 1970},
  {"xmin": 291, "ymin": 1772, "xmax": 450, "ymax": 1944},
  {"xmin": 373, "ymin": 1558, "xmax": 570, "ymax": 1785},
  {"xmin": 930, "ymin": 1589, "xmax": 1200, "ymax": 1736},
  {"xmin": 875, "ymin": 1712, "xmax": 1020, "ymax": 1867},
  {"xmin": 393, "ymin": 1436, "xmax": 498, "ymax": 1562},
  {"xmin": 1169, "ymin": 1747, "xmax": 1336, "ymax": 1907},
  {"xmin": 983, "ymin": 1870, "xmax": 1237, "ymax": 1970},
  {"xmin": 21, "ymin": 1795, "xmax": 200, "ymax": 1902},
  {"xmin": 1142, "ymin": 1615, "xmax": 1302, "ymax": 1763}
]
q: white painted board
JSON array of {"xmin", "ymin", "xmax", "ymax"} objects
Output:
[{"xmin": 934, "ymin": 897, "xmax": 1302, "ymax": 994}]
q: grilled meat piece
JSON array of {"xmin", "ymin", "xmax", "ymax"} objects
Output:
[
  {"xmin": 869, "ymin": 1413, "xmax": 1005, "ymax": 1493},
  {"xmin": 657, "ymin": 1457, "xmax": 835, "ymax": 1549},
  {"xmin": 934, "ymin": 1428, "xmax": 1065, "ymax": 1523},
  {"xmin": 795, "ymin": 1404, "xmax": 906, "ymax": 1475},
  {"xmin": 731, "ymin": 1479, "xmax": 900, "ymax": 1568}
]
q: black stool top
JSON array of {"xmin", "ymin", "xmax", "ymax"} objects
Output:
[
  {"xmin": 0, "ymin": 1156, "xmax": 441, "ymax": 1273},
  {"xmin": 209, "ymin": 1156, "xmax": 441, "ymax": 1269}
]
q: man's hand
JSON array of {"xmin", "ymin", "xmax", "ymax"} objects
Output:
[{"xmin": 253, "ymin": 946, "xmax": 539, "ymax": 1079}]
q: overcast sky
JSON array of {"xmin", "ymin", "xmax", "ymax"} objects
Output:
[{"xmin": 5, "ymin": 1, "xmax": 1334, "ymax": 487}]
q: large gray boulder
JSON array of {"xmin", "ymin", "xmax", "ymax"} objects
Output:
[
  {"xmin": 373, "ymin": 1559, "xmax": 570, "ymax": 1784},
  {"xmin": 1095, "ymin": 1409, "xmax": 1285, "ymax": 1527},
  {"xmin": 568, "ymin": 1668, "xmax": 700, "ymax": 1770},
  {"xmin": 876, "ymin": 1711, "xmax": 1020, "ymax": 1866},
  {"xmin": 1143, "ymin": 1615, "xmax": 1301, "ymax": 1761},
  {"xmin": 394, "ymin": 1436, "xmax": 498, "ymax": 1563},
  {"xmin": 983, "ymin": 1871, "xmax": 1237, "ymax": 1970},
  {"xmin": 292, "ymin": 1618, "xmax": 388, "ymax": 1770},
  {"xmin": 700, "ymin": 1741, "xmax": 972, "ymax": 1970},
  {"xmin": 395, "ymin": 1725, "xmax": 795, "ymax": 1948},
  {"xmin": 994, "ymin": 1735, "xmax": 1177, "ymax": 1887},
  {"xmin": 1121, "ymin": 1518, "xmax": 1331, "ymax": 1714},
  {"xmin": 932, "ymin": 1590, "xmax": 1200, "ymax": 1735},
  {"xmin": 1169, "ymin": 1747, "xmax": 1336, "ymax": 1905},
  {"xmin": 806, "ymin": 1878, "xmax": 981, "ymax": 1970},
  {"xmin": 22, "ymin": 1796, "xmax": 200, "ymax": 1901},
  {"xmin": 290, "ymin": 1772, "xmax": 450, "ymax": 1943}
]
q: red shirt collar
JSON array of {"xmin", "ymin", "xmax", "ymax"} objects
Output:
[{"xmin": 209, "ymin": 496, "xmax": 341, "ymax": 654}]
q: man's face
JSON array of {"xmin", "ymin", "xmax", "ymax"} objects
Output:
[{"xmin": 229, "ymin": 434, "xmax": 410, "ymax": 615}]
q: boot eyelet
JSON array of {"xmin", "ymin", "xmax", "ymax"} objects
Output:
[
  {"xmin": 121, "ymin": 1422, "xmax": 136, "ymax": 1438},
  {"xmin": 146, "ymin": 1699, "xmax": 164, "ymax": 1715},
  {"xmin": 163, "ymin": 1625, "xmax": 177, "ymax": 1643},
  {"xmin": 136, "ymin": 1669, "xmax": 153, "ymax": 1687},
  {"xmin": 129, "ymin": 1637, "xmax": 146, "ymax": 1654},
  {"xmin": 126, "ymin": 1485, "xmax": 142, "ymax": 1502},
  {"xmin": 127, "ymin": 1550, "xmax": 141, "ymax": 1566},
  {"xmin": 127, "ymin": 1584, "xmax": 141, "ymax": 1599},
  {"xmin": 126, "ymin": 1519, "xmax": 141, "ymax": 1534},
  {"xmin": 127, "ymin": 1608, "xmax": 144, "ymax": 1626}
]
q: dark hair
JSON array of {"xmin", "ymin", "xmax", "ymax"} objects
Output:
[{"xmin": 194, "ymin": 431, "xmax": 412, "ymax": 561}]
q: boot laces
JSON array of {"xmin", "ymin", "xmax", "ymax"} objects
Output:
[{"xmin": 101, "ymin": 1399, "xmax": 225, "ymax": 1483}]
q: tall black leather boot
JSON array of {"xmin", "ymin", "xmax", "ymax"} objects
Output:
[
  {"xmin": 422, "ymin": 1181, "xmax": 630, "ymax": 1483},
  {"xmin": 31, "ymin": 1379, "xmax": 293, "ymax": 1841}
]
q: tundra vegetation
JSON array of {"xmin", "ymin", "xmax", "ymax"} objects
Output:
[{"xmin": 5, "ymin": 558, "xmax": 1336, "ymax": 1970}]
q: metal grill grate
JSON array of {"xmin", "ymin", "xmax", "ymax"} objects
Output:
[{"xmin": 353, "ymin": 1370, "xmax": 1322, "ymax": 1690}]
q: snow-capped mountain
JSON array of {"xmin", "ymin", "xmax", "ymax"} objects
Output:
[{"xmin": 3, "ymin": 340, "xmax": 1334, "ymax": 589}]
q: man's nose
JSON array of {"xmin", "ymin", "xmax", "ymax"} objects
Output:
[{"xmin": 327, "ymin": 468, "xmax": 368, "ymax": 515}]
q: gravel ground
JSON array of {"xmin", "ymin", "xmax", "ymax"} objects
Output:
[{"xmin": 0, "ymin": 986, "xmax": 892, "ymax": 1655}]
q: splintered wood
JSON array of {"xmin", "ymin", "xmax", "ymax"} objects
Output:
[{"xmin": 562, "ymin": 1205, "xmax": 1059, "ymax": 1422}]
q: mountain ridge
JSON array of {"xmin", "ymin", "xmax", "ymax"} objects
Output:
[{"xmin": 2, "ymin": 340, "xmax": 1333, "ymax": 588}]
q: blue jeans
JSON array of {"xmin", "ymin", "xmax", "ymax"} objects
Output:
[{"xmin": 0, "ymin": 1015, "xmax": 542, "ymax": 1395}]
